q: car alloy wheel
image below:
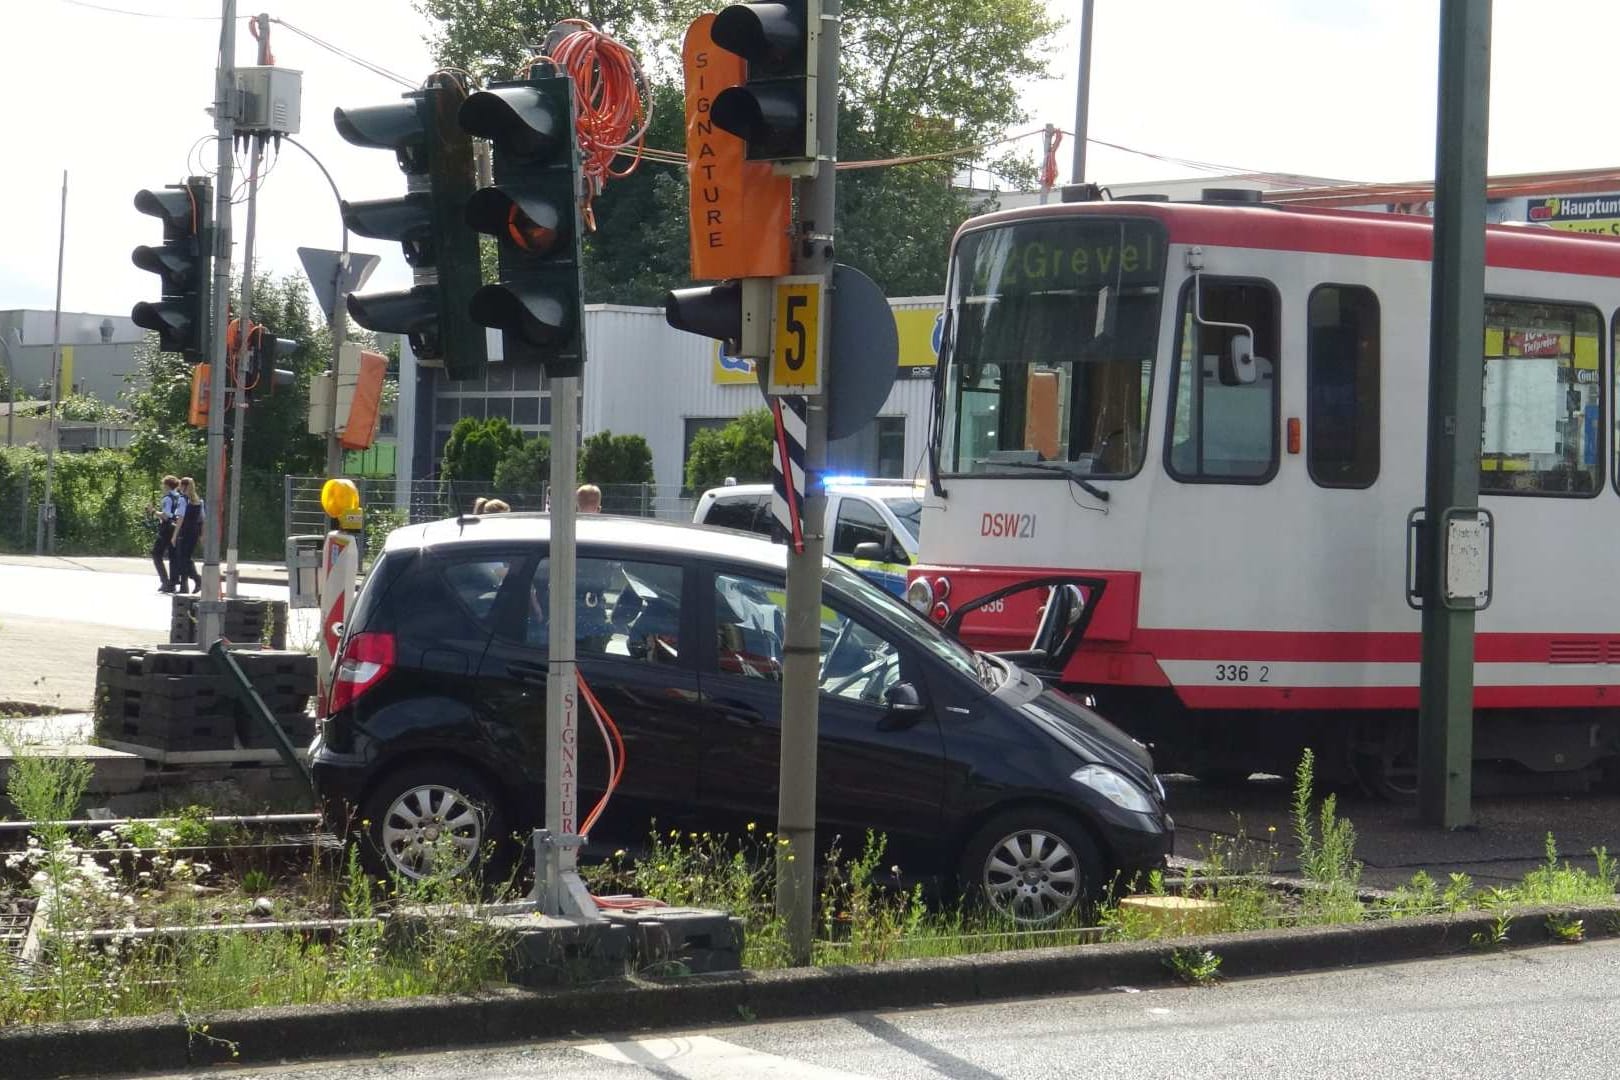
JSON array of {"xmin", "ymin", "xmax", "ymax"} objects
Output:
[
  {"xmin": 360, "ymin": 759, "xmax": 508, "ymax": 883},
  {"xmin": 981, "ymin": 827, "xmax": 1082, "ymax": 924},
  {"xmin": 378, "ymin": 782, "xmax": 486, "ymax": 880}
]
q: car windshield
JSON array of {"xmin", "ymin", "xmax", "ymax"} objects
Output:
[
  {"xmin": 878, "ymin": 494, "xmax": 924, "ymax": 543},
  {"xmin": 823, "ymin": 561, "xmax": 985, "ymax": 685}
]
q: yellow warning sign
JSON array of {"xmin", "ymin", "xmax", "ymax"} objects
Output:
[{"xmin": 769, "ymin": 276, "xmax": 824, "ymax": 395}]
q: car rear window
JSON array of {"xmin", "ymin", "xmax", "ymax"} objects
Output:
[{"xmin": 704, "ymin": 494, "xmax": 770, "ymax": 535}]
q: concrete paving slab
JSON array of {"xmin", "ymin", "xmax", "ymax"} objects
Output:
[{"xmin": 0, "ymin": 741, "xmax": 145, "ymax": 795}]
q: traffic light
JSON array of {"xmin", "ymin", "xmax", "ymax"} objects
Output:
[
  {"xmin": 334, "ymin": 75, "xmax": 487, "ymax": 378},
  {"xmin": 709, "ymin": 0, "xmax": 819, "ymax": 164},
  {"xmin": 131, "ymin": 179, "xmax": 212, "ymax": 358},
  {"xmin": 246, "ymin": 325, "xmax": 298, "ymax": 398},
  {"xmin": 664, "ymin": 277, "xmax": 773, "ymax": 358},
  {"xmin": 459, "ymin": 70, "xmax": 587, "ymax": 377}
]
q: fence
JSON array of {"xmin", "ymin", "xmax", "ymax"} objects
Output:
[{"xmin": 284, "ymin": 476, "xmax": 697, "ymax": 565}]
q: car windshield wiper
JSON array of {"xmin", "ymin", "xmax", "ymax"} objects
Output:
[{"xmin": 976, "ymin": 459, "xmax": 1111, "ymax": 504}]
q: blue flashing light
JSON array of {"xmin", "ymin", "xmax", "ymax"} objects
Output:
[{"xmin": 822, "ymin": 474, "xmax": 868, "ymax": 487}]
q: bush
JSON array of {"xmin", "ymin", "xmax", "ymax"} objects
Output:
[{"xmin": 0, "ymin": 447, "xmax": 160, "ymax": 556}]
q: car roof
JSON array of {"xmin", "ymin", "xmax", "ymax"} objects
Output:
[
  {"xmin": 703, "ymin": 480, "xmax": 923, "ymax": 502},
  {"xmin": 385, "ymin": 512, "xmax": 792, "ymax": 571}
]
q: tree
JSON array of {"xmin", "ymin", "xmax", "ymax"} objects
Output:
[
  {"xmin": 684, "ymin": 409, "xmax": 774, "ymax": 493},
  {"xmin": 122, "ymin": 272, "xmax": 333, "ymax": 481},
  {"xmin": 579, "ymin": 431, "xmax": 654, "ymax": 487},
  {"xmin": 441, "ymin": 416, "xmax": 525, "ymax": 483},
  {"xmin": 492, "ymin": 433, "xmax": 551, "ymax": 492}
]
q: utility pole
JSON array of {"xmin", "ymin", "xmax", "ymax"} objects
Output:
[
  {"xmin": 1418, "ymin": 0, "xmax": 1492, "ymax": 829},
  {"xmin": 200, "ymin": 0, "xmax": 239, "ymax": 645},
  {"xmin": 36, "ymin": 171, "xmax": 67, "ymax": 556},
  {"xmin": 225, "ymin": 11, "xmax": 271, "ymax": 597},
  {"xmin": 1072, "ymin": 0, "xmax": 1094, "ymax": 185},
  {"xmin": 776, "ymin": 0, "xmax": 841, "ymax": 968},
  {"xmin": 323, "ymin": 259, "xmax": 349, "ymax": 478}
]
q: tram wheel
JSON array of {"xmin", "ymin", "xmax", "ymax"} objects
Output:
[{"xmin": 1353, "ymin": 725, "xmax": 1419, "ymax": 802}]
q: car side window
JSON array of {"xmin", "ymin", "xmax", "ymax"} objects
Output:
[
  {"xmin": 441, "ymin": 558, "xmax": 519, "ymax": 625},
  {"xmin": 520, "ymin": 557, "xmax": 683, "ymax": 664},
  {"xmin": 712, "ymin": 572, "xmax": 905, "ymax": 706},
  {"xmin": 832, "ymin": 498, "xmax": 890, "ymax": 557}
]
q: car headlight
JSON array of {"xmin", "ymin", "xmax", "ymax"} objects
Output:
[
  {"xmin": 1070, "ymin": 764, "xmax": 1156, "ymax": 814},
  {"xmin": 905, "ymin": 577, "xmax": 933, "ymax": 613}
]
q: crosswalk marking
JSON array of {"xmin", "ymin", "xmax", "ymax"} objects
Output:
[{"xmin": 575, "ymin": 1034, "xmax": 876, "ymax": 1078}]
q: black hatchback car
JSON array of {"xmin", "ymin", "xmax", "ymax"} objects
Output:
[{"xmin": 312, "ymin": 514, "xmax": 1172, "ymax": 923}]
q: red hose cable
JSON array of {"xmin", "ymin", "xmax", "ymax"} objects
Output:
[
  {"xmin": 540, "ymin": 21, "xmax": 650, "ymax": 231},
  {"xmin": 578, "ymin": 668, "xmax": 625, "ymax": 837}
]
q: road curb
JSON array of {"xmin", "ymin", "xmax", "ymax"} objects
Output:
[{"xmin": 5, "ymin": 903, "xmax": 1617, "ymax": 1078}]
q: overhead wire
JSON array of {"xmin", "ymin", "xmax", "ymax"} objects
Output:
[
  {"xmin": 271, "ymin": 17, "xmax": 417, "ymax": 89},
  {"xmin": 51, "ymin": 0, "xmax": 228, "ymax": 18}
]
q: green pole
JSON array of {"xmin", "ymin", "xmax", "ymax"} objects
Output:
[{"xmin": 1419, "ymin": 0, "xmax": 1492, "ymax": 829}]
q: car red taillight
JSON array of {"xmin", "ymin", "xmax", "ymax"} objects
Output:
[{"xmin": 326, "ymin": 631, "xmax": 395, "ymax": 716}]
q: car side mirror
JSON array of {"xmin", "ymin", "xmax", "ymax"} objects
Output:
[
  {"xmin": 878, "ymin": 681, "xmax": 926, "ymax": 731},
  {"xmin": 853, "ymin": 541, "xmax": 886, "ymax": 562}
]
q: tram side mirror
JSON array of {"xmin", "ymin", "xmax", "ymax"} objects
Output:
[{"xmin": 1220, "ymin": 332, "xmax": 1260, "ymax": 386}]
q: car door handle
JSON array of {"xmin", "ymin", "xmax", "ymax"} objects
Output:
[
  {"xmin": 507, "ymin": 661, "xmax": 548, "ymax": 684},
  {"xmin": 709, "ymin": 698, "xmax": 766, "ymax": 725}
]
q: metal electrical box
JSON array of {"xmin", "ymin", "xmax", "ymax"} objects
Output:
[{"xmin": 236, "ymin": 66, "xmax": 303, "ymax": 135}]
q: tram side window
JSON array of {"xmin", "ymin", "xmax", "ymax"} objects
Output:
[
  {"xmin": 1481, "ymin": 299, "xmax": 1602, "ymax": 496},
  {"xmin": 1167, "ymin": 279, "xmax": 1279, "ymax": 482},
  {"xmin": 1307, "ymin": 285, "xmax": 1381, "ymax": 488}
]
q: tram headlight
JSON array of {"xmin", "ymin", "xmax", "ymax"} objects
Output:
[{"xmin": 906, "ymin": 577, "xmax": 933, "ymax": 613}]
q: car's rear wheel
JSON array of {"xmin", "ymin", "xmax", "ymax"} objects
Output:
[
  {"xmin": 360, "ymin": 762, "xmax": 509, "ymax": 883},
  {"xmin": 960, "ymin": 809, "xmax": 1106, "ymax": 925}
]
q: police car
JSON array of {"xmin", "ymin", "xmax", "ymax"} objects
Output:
[{"xmin": 692, "ymin": 478, "xmax": 923, "ymax": 596}]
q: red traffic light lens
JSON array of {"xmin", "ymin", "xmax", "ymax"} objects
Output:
[{"xmin": 506, "ymin": 205, "xmax": 558, "ymax": 255}]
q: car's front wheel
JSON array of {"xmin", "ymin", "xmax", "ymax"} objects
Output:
[
  {"xmin": 360, "ymin": 762, "xmax": 509, "ymax": 883},
  {"xmin": 960, "ymin": 809, "xmax": 1106, "ymax": 925}
]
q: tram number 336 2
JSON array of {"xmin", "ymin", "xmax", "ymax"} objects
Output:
[{"xmin": 1213, "ymin": 664, "xmax": 1270, "ymax": 683}]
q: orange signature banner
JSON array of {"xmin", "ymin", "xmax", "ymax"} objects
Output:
[{"xmin": 681, "ymin": 14, "xmax": 792, "ymax": 281}]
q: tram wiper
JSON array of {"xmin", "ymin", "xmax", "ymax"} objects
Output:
[{"xmin": 980, "ymin": 458, "xmax": 1111, "ymax": 504}]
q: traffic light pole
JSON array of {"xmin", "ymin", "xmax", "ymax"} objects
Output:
[
  {"xmin": 1418, "ymin": 0, "xmax": 1491, "ymax": 829},
  {"xmin": 777, "ymin": 0, "xmax": 840, "ymax": 968},
  {"xmin": 200, "ymin": 0, "xmax": 239, "ymax": 644},
  {"xmin": 225, "ymin": 15, "xmax": 273, "ymax": 598}
]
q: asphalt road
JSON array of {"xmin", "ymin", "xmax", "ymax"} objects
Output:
[
  {"xmin": 0, "ymin": 558, "xmax": 312, "ymax": 711},
  {"xmin": 139, "ymin": 940, "xmax": 1620, "ymax": 1079}
]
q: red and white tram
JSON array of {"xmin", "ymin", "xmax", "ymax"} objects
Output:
[{"xmin": 909, "ymin": 191, "xmax": 1620, "ymax": 793}]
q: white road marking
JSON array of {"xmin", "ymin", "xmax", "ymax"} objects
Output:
[{"xmin": 575, "ymin": 1034, "xmax": 877, "ymax": 1078}]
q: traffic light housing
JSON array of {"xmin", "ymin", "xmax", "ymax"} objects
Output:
[
  {"xmin": 709, "ymin": 0, "xmax": 819, "ymax": 164},
  {"xmin": 460, "ymin": 71, "xmax": 587, "ymax": 377},
  {"xmin": 334, "ymin": 75, "xmax": 487, "ymax": 378},
  {"xmin": 246, "ymin": 326, "xmax": 298, "ymax": 398},
  {"xmin": 665, "ymin": 277, "xmax": 773, "ymax": 359},
  {"xmin": 131, "ymin": 179, "xmax": 212, "ymax": 358}
]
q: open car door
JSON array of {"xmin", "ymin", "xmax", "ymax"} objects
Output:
[{"xmin": 943, "ymin": 576, "xmax": 1108, "ymax": 683}]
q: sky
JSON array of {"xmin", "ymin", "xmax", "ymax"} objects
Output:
[{"xmin": 4, "ymin": 0, "xmax": 1620, "ymax": 320}]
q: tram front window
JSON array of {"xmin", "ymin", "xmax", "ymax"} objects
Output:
[{"xmin": 942, "ymin": 217, "xmax": 1166, "ymax": 477}]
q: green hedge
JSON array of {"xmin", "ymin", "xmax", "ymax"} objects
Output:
[{"xmin": 0, "ymin": 448, "xmax": 286, "ymax": 560}]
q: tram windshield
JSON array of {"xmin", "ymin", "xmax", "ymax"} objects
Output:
[{"xmin": 941, "ymin": 216, "xmax": 1166, "ymax": 478}]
